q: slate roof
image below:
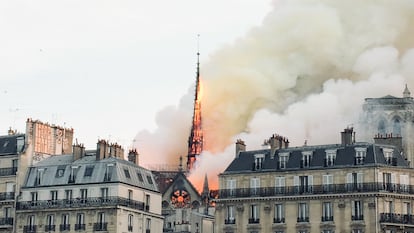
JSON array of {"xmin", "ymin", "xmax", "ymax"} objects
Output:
[
  {"xmin": 0, "ymin": 134, "xmax": 25, "ymax": 156},
  {"xmin": 24, "ymin": 154, "xmax": 159, "ymax": 192},
  {"xmin": 223, "ymin": 142, "xmax": 409, "ymax": 174}
]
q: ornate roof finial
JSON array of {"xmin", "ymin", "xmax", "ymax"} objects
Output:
[{"xmin": 403, "ymin": 84, "xmax": 411, "ymax": 98}]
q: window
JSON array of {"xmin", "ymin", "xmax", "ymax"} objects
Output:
[
  {"xmin": 31, "ymin": 192, "xmax": 38, "ymax": 201},
  {"xmin": 354, "ymin": 148, "xmax": 367, "ymax": 165},
  {"xmin": 225, "ymin": 205, "xmax": 235, "ymax": 224},
  {"xmin": 145, "ymin": 218, "xmax": 151, "ymax": 233},
  {"xmin": 322, "ymin": 174, "xmax": 333, "ymax": 192},
  {"xmin": 352, "ymin": 200, "xmax": 363, "ymax": 220},
  {"xmin": 325, "ymin": 149, "xmax": 336, "ymax": 167},
  {"xmin": 278, "ymin": 153, "xmax": 289, "ymax": 169},
  {"xmin": 250, "ymin": 177, "xmax": 260, "ymax": 195},
  {"xmin": 383, "ymin": 148, "xmax": 395, "ymax": 165},
  {"xmin": 274, "ymin": 203, "xmax": 284, "ymax": 223},
  {"xmin": 124, "ymin": 168, "xmax": 131, "ymax": 178},
  {"xmin": 128, "ymin": 214, "xmax": 133, "ymax": 232},
  {"xmin": 253, "ymin": 154, "xmax": 264, "ymax": 170},
  {"xmin": 104, "ymin": 164, "xmax": 114, "ymax": 181},
  {"xmin": 84, "ymin": 166, "xmax": 94, "ymax": 177},
  {"xmin": 297, "ymin": 203, "xmax": 309, "ymax": 222},
  {"xmin": 4, "ymin": 207, "xmax": 11, "ymax": 219},
  {"xmin": 36, "ymin": 168, "xmax": 45, "ymax": 185},
  {"xmin": 403, "ymin": 202, "xmax": 411, "ymax": 215},
  {"xmin": 145, "ymin": 194, "xmax": 150, "ymax": 211},
  {"xmin": 80, "ymin": 189, "xmax": 88, "ymax": 200},
  {"xmin": 400, "ymin": 174, "xmax": 409, "ymax": 192},
  {"xmin": 27, "ymin": 215, "xmax": 35, "ymax": 230},
  {"xmin": 227, "ymin": 179, "xmax": 236, "ymax": 196},
  {"xmin": 275, "ymin": 176, "xmax": 285, "ymax": 194},
  {"xmin": 65, "ymin": 190, "xmax": 72, "ymax": 201},
  {"xmin": 76, "ymin": 213, "xmax": 85, "ymax": 231},
  {"xmin": 50, "ymin": 190, "xmax": 58, "ymax": 204},
  {"xmin": 69, "ymin": 166, "xmax": 79, "ymax": 183},
  {"xmin": 378, "ymin": 119, "xmax": 386, "ymax": 135},
  {"xmin": 301, "ymin": 151, "xmax": 312, "ymax": 168},
  {"xmin": 381, "ymin": 172, "xmax": 395, "ymax": 191},
  {"xmin": 346, "ymin": 172, "xmax": 363, "ymax": 191},
  {"xmin": 61, "ymin": 214, "xmax": 70, "ymax": 231},
  {"xmin": 137, "ymin": 172, "xmax": 144, "ymax": 182},
  {"xmin": 95, "ymin": 212, "xmax": 107, "ymax": 231},
  {"xmin": 384, "ymin": 200, "xmax": 394, "ymax": 214},
  {"xmin": 249, "ymin": 204, "xmax": 259, "ymax": 223},
  {"xmin": 147, "ymin": 175, "xmax": 153, "ymax": 184},
  {"xmin": 294, "ymin": 175, "xmax": 313, "ymax": 194},
  {"xmin": 56, "ymin": 165, "xmax": 65, "ymax": 177},
  {"xmin": 128, "ymin": 190, "xmax": 133, "ymax": 200},
  {"xmin": 46, "ymin": 215, "xmax": 54, "ymax": 231},
  {"xmin": 101, "ymin": 188, "xmax": 109, "ymax": 200},
  {"xmin": 393, "ymin": 118, "xmax": 401, "ymax": 136},
  {"xmin": 322, "ymin": 202, "xmax": 333, "ymax": 221}
]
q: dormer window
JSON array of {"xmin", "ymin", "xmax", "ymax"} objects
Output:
[
  {"xmin": 36, "ymin": 168, "xmax": 45, "ymax": 186},
  {"xmin": 104, "ymin": 164, "xmax": 114, "ymax": 181},
  {"xmin": 382, "ymin": 148, "xmax": 395, "ymax": 165},
  {"xmin": 354, "ymin": 148, "xmax": 367, "ymax": 165},
  {"xmin": 301, "ymin": 151, "xmax": 313, "ymax": 168},
  {"xmin": 69, "ymin": 166, "xmax": 79, "ymax": 184},
  {"xmin": 278, "ymin": 153, "xmax": 289, "ymax": 169},
  {"xmin": 253, "ymin": 154, "xmax": 265, "ymax": 171},
  {"xmin": 325, "ymin": 150, "xmax": 336, "ymax": 167}
]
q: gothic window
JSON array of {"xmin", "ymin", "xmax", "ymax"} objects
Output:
[{"xmin": 378, "ymin": 119, "xmax": 386, "ymax": 136}]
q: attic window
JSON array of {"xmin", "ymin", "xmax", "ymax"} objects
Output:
[
  {"xmin": 36, "ymin": 168, "xmax": 45, "ymax": 186},
  {"xmin": 301, "ymin": 151, "xmax": 313, "ymax": 168},
  {"xmin": 278, "ymin": 152, "xmax": 289, "ymax": 169},
  {"xmin": 56, "ymin": 165, "xmax": 66, "ymax": 178},
  {"xmin": 69, "ymin": 166, "xmax": 79, "ymax": 184},
  {"xmin": 124, "ymin": 168, "xmax": 131, "ymax": 179},
  {"xmin": 354, "ymin": 147, "xmax": 367, "ymax": 165},
  {"xmin": 253, "ymin": 154, "xmax": 265, "ymax": 171},
  {"xmin": 382, "ymin": 148, "xmax": 395, "ymax": 165},
  {"xmin": 3, "ymin": 141, "xmax": 9, "ymax": 148},
  {"xmin": 84, "ymin": 166, "xmax": 94, "ymax": 177},
  {"xmin": 104, "ymin": 164, "xmax": 114, "ymax": 182},
  {"xmin": 325, "ymin": 149, "xmax": 336, "ymax": 167},
  {"xmin": 137, "ymin": 172, "xmax": 144, "ymax": 182},
  {"xmin": 147, "ymin": 175, "xmax": 153, "ymax": 185}
]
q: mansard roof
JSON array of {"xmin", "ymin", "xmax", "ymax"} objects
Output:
[
  {"xmin": 24, "ymin": 154, "xmax": 159, "ymax": 192},
  {"xmin": 223, "ymin": 142, "xmax": 409, "ymax": 174},
  {"xmin": 0, "ymin": 134, "xmax": 24, "ymax": 156}
]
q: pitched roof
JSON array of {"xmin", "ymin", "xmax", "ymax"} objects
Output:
[{"xmin": 0, "ymin": 134, "xmax": 25, "ymax": 156}]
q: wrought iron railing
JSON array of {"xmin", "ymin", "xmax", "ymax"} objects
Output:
[
  {"xmin": 93, "ymin": 222, "xmax": 107, "ymax": 231},
  {"xmin": 352, "ymin": 215, "xmax": 364, "ymax": 221},
  {"xmin": 44, "ymin": 225, "xmax": 55, "ymax": 231},
  {"xmin": 23, "ymin": 225, "xmax": 36, "ymax": 233},
  {"xmin": 248, "ymin": 218, "xmax": 260, "ymax": 224},
  {"xmin": 218, "ymin": 182, "xmax": 412, "ymax": 198},
  {"xmin": 16, "ymin": 196, "xmax": 145, "ymax": 211},
  {"xmin": 380, "ymin": 213, "xmax": 414, "ymax": 225},
  {"xmin": 321, "ymin": 216, "xmax": 334, "ymax": 222},
  {"xmin": 0, "ymin": 217, "xmax": 13, "ymax": 225},
  {"xmin": 297, "ymin": 217, "xmax": 309, "ymax": 222},
  {"xmin": 75, "ymin": 224, "xmax": 85, "ymax": 231},
  {"xmin": 224, "ymin": 219, "xmax": 236, "ymax": 224},
  {"xmin": 0, "ymin": 167, "xmax": 17, "ymax": 176},
  {"xmin": 0, "ymin": 192, "xmax": 14, "ymax": 201},
  {"xmin": 273, "ymin": 217, "xmax": 285, "ymax": 223},
  {"xmin": 59, "ymin": 224, "xmax": 70, "ymax": 231}
]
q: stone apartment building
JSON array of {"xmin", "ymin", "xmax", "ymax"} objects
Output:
[{"xmin": 215, "ymin": 86, "xmax": 414, "ymax": 233}]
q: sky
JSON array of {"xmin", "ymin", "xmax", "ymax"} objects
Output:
[{"xmin": 0, "ymin": 0, "xmax": 273, "ymax": 149}]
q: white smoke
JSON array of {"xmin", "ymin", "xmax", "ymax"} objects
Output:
[{"xmin": 135, "ymin": 0, "xmax": 414, "ymax": 190}]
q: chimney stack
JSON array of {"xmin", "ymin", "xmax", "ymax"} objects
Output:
[
  {"xmin": 128, "ymin": 149, "xmax": 139, "ymax": 166},
  {"xmin": 8, "ymin": 127, "xmax": 16, "ymax": 135},
  {"xmin": 235, "ymin": 139, "xmax": 246, "ymax": 158},
  {"xmin": 73, "ymin": 142, "xmax": 85, "ymax": 161},
  {"xmin": 96, "ymin": 140, "xmax": 109, "ymax": 161},
  {"xmin": 341, "ymin": 127, "xmax": 354, "ymax": 146},
  {"xmin": 268, "ymin": 134, "xmax": 290, "ymax": 159}
]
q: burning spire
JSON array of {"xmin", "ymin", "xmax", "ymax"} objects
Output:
[{"xmin": 187, "ymin": 45, "xmax": 204, "ymax": 171}]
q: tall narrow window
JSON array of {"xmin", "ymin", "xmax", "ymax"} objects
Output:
[
  {"xmin": 354, "ymin": 148, "xmax": 367, "ymax": 165},
  {"xmin": 294, "ymin": 175, "xmax": 313, "ymax": 194},
  {"xmin": 104, "ymin": 164, "xmax": 114, "ymax": 181},
  {"xmin": 96, "ymin": 212, "xmax": 106, "ymax": 231},
  {"xmin": 101, "ymin": 188, "xmax": 109, "ymax": 201},
  {"xmin": 274, "ymin": 203, "xmax": 284, "ymax": 223},
  {"xmin": 128, "ymin": 214, "xmax": 133, "ymax": 232},
  {"xmin": 275, "ymin": 176, "xmax": 285, "ymax": 194},
  {"xmin": 253, "ymin": 154, "xmax": 264, "ymax": 170},
  {"xmin": 225, "ymin": 205, "xmax": 235, "ymax": 224},
  {"xmin": 36, "ymin": 168, "xmax": 45, "ymax": 186},
  {"xmin": 27, "ymin": 215, "xmax": 35, "ymax": 232},
  {"xmin": 61, "ymin": 214, "xmax": 70, "ymax": 231},
  {"xmin": 249, "ymin": 204, "xmax": 259, "ymax": 224},
  {"xmin": 80, "ymin": 189, "xmax": 88, "ymax": 201},
  {"xmin": 301, "ymin": 152, "xmax": 312, "ymax": 168},
  {"xmin": 69, "ymin": 165, "xmax": 78, "ymax": 183},
  {"xmin": 128, "ymin": 190, "xmax": 133, "ymax": 201},
  {"xmin": 393, "ymin": 118, "xmax": 401, "ymax": 136},
  {"xmin": 65, "ymin": 190, "xmax": 72, "ymax": 203},
  {"xmin": 322, "ymin": 202, "xmax": 333, "ymax": 222},
  {"xmin": 400, "ymin": 174, "xmax": 409, "ymax": 192},
  {"xmin": 250, "ymin": 177, "xmax": 260, "ymax": 196},
  {"xmin": 227, "ymin": 179, "xmax": 236, "ymax": 196},
  {"xmin": 352, "ymin": 200, "xmax": 363, "ymax": 220},
  {"xmin": 382, "ymin": 172, "xmax": 395, "ymax": 191},
  {"xmin": 76, "ymin": 213, "xmax": 85, "ymax": 231},
  {"xmin": 323, "ymin": 174, "xmax": 333, "ymax": 192},
  {"xmin": 325, "ymin": 150, "xmax": 336, "ymax": 167},
  {"xmin": 31, "ymin": 192, "xmax": 38, "ymax": 202},
  {"xmin": 278, "ymin": 153, "xmax": 289, "ymax": 169},
  {"xmin": 297, "ymin": 203, "xmax": 309, "ymax": 222},
  {"xmin": 346, "ymin": 172, "xmax": 363, "ymax": 191},
  {"xmin": 46, "ymin": 214, "xmax": 54, "ymax": 231},
  {"xmin": 145, "ymin": 218, "xmax": 151, "ymax": 233},
  {"xmin": 145, "ymin": 194, "xmax": 150, "ymax": 211}
]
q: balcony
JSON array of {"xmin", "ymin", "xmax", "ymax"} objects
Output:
[
  {"xmin": 93, "ymin": 222, "xmax": 107, "ymax": 231},
  {"xmin": 59, "ymin": 224, "xmax": 70, "ymax": 231},
  {"xmin": 224, "ymin": 219, "xmax": 236, "ymax": 224},
  {"xmin": 16, "ymin": 196, "xmax": 145, "ymax": 211},
  {"xmin": 352, "ymin": 215, "xmax": 364, "ymax": 221},
  {"xmin": 44, "ymin": 225, "xmax": 55, "ymax": 231},
  {"xmin": 273, "ymin": 218, "xmax": 285, "ymax": 223},
  {"xmin": 297, "ymin": 217, "xmax": 309, "ymax": 223},
  {"xmin": 0, "ymin": 217, "xmax": 13, "ymax": 226},
  {"xmin": 0, "ymin": 167, "xmax": 17, "ymax": 176},
  {"xmin": 218, "ymin": 182, "xmax": 414, "ymax": 199},
  {"xmin": 75, "ymin": 224, "xmax": 85, "ymax": 231},
  {"xmin": 248, "ymin": 218, "xmax": 260, "ymax": 224},
  {"xmin": 0, "ymin": 192, "xmax": 14, "ymax": 201},
  {"xmin": 321, "ymin": 216, "xmax": 334, "ymax": 222},
  {"xmin": 128, "ymin": 225, "xmax": 133, "ymax": 231},
  {"xmin": 23, "ymin": 225, "xmax": 37, "ymax": 233},
  {"xmin": 380, "ymin": 213, "xmax": 414, "ymax": 225}
]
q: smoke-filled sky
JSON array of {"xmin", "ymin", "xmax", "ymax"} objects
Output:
[{"xmin": 3, "ymin": 0, "xmax": 414, "ymax": 191}]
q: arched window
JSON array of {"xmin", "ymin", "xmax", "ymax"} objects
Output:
[
  {"xmin": 378, "ymin": 119, "xmax": 386, "ymax": 136},
  {"xmin": 393, "ymin": 118, "xmax": 401, "ymax": 136}
]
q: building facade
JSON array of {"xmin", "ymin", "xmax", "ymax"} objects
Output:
[
  {"xmin": 215, "ymin": 130, "xmax": 414, "ymax": 233},
  {"xmin": 15, "ymin": 141, "xmax": 163, "ymax": 233}
]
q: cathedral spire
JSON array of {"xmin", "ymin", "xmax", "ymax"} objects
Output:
[
  {"xmin": 403, "ymin": 84, "xmax": 411, "ymax": 98},
  {"xmin": 187, "ymin": 36, "xmax": 204, "ymax": 171}
]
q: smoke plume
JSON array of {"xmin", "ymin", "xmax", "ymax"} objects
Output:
[{"xmin": 135, "ymin": 0, "xmax": 414, "ymax": 190}]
